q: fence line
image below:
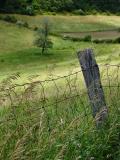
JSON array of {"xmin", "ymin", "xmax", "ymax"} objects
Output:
[
  {"xmin": 0, "ymin": 64, "xmax": 119, "ymax": 128},
  {"xmin": 0, "ymin": 64, "xmax": 119, "ymax": 90}
]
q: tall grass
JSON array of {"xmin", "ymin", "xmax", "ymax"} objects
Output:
[{"xmin": 0, "ymin": 65, "xmax": 119, "ymax": 160}]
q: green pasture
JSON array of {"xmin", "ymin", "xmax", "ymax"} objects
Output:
[
  {"xmin": 0, "ymin": 14, "xmax": 120, "ymax": 160},
  {"xmin": 0, "ymin": 15, "xmax": 120, "ymax": 82}
]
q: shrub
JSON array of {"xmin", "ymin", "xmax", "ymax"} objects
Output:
[
  {"xmin": 105, "ymin": 39, "xmax": 114, "ymax": 43},
  {"xmin": 118, "ymin": 28, "xmax": 120, "ymax": 32},
  {"xmin": 83, "ymin": 35, "xmax": 92, "ymax": 42},
  {"xmin": 51, "ymin": 12, "xmax": 57, "ymax": 15},
  {"xmin": 2, "ymin": 15, "xmax": 17, "ymax": 23},
  {"xmin": 16, "ymin": 20, "xmax": 29, "ymax": 28},
  {"xmin": 68, "ymin": 37, "xmax": 82, "ymax": 41},
  {"xmin": 86, "ymin": 9, "xmax": 99, "ymax": 15},
  {"xmin": 16, "ymin": 20, "xmax": 23, "ymax": 27},
  {"xmin": 93, "ymin": 39, "xmax": 115, "ymax": 44},
  {"xmin": 63, "ymin": 35, "xmax": 71, "ymax": 40},
  {"xmin": 35, "ymin": 37, "xmax": 53, "ymax": 54},
  {"xmin": 63, "ymin": 35, "xmax": 92, "ymax": 42},
  {"xmin": 1, "ymin": 59, "xmax": 5, "ymax": 63},
  {"xmin": 33, "ymin": 26, "xmax": 39, "ymax": 31},
  {"xmin": 72, "ymin": 9, "xmax": 85, "ymax": 15},
  {"xmin": 0, "ymin": 15, "xmax": 3, "ymax": 20},
  {"xmin": 23, "ymin": 22, "xmax": 29, "ymax": 28},
  {"xmin": 106, "ymin": 11, "xmax": 111, "ymax": 16},
  {"xmin": 62, "ymin": 35, "xmax": 120, "ymax": 44},
  {"xmin": 93, "ymin": 39, "xmax": 113, "ymax": 44},
  {"xmin": 24, "ymin": 6, "xmax": 36, "ymax": 16},
  {"xmin": 35, "ymin": 18, "xmax": 53, "ymax": 55},
  {"xmin": 114, "ymin": 37, "xmax": 120, "ymax": 43},
  {"xmin": 93, "ymin": 39, "xmax": 100, "ymax": 44},
  {"xmin": 116, "ymin": 12, "xmax": 120, "ymax": 16}
]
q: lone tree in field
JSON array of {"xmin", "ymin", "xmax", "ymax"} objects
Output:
[{"xmin": 35, "ymin": 18, "xmax": 53, "ymax": 55}]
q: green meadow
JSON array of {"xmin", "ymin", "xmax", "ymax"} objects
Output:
[
  {"xmin": 0, "ymin": 14, "xmax": 120, "ymax": 160},
  {"xmin": 0, "ymin": 15, "xmax": 120, "ymax": 82}
]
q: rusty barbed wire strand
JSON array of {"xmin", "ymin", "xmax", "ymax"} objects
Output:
[
  {"xmin": 0, "ymin": 64, "xmax": 119, "ymax": 127},
  {"xmin": 0, "ymin": 64, "xmax": 119, "ymax": 91}
]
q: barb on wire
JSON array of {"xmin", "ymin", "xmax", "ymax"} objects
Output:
[{"xmin": 0, "ymin": 64, "xmax": 119, "ymax": 126}]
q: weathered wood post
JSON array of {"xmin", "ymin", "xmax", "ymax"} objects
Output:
[{"xmin": 77, "ymin": 49, "xmax": 108, "ymax": 127}]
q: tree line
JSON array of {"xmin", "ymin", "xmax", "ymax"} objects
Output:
[{"xmin": 0, "ymin": 0, "xmax": 120, "ymax": 15}]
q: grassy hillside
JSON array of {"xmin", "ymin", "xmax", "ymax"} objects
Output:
[
  {"xmin": 0, "ymin": 15, "xmax": 120, "ymax": 82},
  {"xmin": 0, "ymin": 21, "xmax": 35, "ymax": 53},
  {"xmin": 12, "ymin": 15, "xmax": 120, "ymax": 33},
  {"xmin": 0, "ymin": 15, "xmax": 120, "ymax": 160}
]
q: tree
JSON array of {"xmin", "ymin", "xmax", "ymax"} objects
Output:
[
  {"xmin": 35, "ymin": 18, "xmax": 53, "ymax": 55},
  {"xmin": 0, "ymin": 0, "xmax": 120, "ymax": 14}
]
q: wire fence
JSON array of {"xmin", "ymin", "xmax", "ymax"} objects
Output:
[
  {"xmin": 0, "ymin": 64, "xmax": 119, "ymax": 160},
  {"xmin": 0, "ymin": 64, "xmax": 120, "ymax": 128}
]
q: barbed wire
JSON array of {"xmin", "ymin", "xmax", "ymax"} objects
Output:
[
  {"xmin": 0, "ymin": 68, "xmax": 119, "ymax": 160},
  {"xmin": 0, "ymin": 64, "xmax": 119, "ymax": 90},
  {"xmin": 0, "ymin": 64, "xmax": 119, "ymax": 128}
]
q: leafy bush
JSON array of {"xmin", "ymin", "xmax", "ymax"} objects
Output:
[
  {"xmin": 86, "ymin": 9, "xmax": 99, "ymax": 15},
  {"xmin": 93, "ymin": 38, "xmax": 120, "ymax": 44},
  {"xmin": 72, "ymin": 9, "xmax": 85, "ymax": 15},
  {"xmin": 16, "ymin": 20, "xmax": 29, "ymax": 28},
  {"xmin": 1, "ymin": 59, "xmax": 5, "ymax": 63},
  {"xmin": 0, "ymin": 15, "xmax": 3, "ymax": 20},
  {"xmin": 93, "ymin": 39, "xmax": 112, "ymax": 43},
  {"xmin": 2, "ymin": 15, "xmax": 17, "ymax": 23},
  {"xmin": 35, "ymin": 18, "xmax": 53, "ymax": 54},
  {"xmin": 63, "ymin": 35, "xmax": 92, "ymax": 42},
  {"xmin": 83, "ymin": 35, "xmax": 92, "ymax": 42},
  {"xmin": 51, "ymin": 12, "xmax": 57, "ymax": 15},
  {"xmin": 23, "ymin": 21, "xmax": 29, "ymax": 28},
  {"xmin": 116, "ymin": 12, "xmax": 120, "ymax": 16},
  {"xmin": 24, "ymin": 6, "xmax": 36, "ymax": 16},
  {"xmin": 105, "ymin": 11, "xmax": 111, "ymax": 16},
  {"xmin": 93, "ymin": 39, "xmax": 101, "ymax": 44},
  {"xmin": 35, "ymin": 37, "xmax": 53, "ymax": 52},
  {"xmin": 64, "ymin": 35, "xmax": 120, "ymax": 44},
  {"xmin": 118, "ymin": 28, "xmax": 120, "ymax": 32},
  {"xmin": 33, "ymin": 26, "xmax": 39, "ymax": 31},
  {"xmin": 64, "ymin": 37, "xmax": 81, "ymax": 41},
  {"xmin": 113, "ymin": 37, "xmax": 120, "ymax": 43}
]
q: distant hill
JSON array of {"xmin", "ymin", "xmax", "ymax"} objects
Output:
[{"xmin": 0, "ymin": 0, "xmax": 120, "ymax": 15}]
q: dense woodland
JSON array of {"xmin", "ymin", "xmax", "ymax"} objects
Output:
[{"xmin": 0, "ymin": 0, "xmax": 120, "ymax": 15}]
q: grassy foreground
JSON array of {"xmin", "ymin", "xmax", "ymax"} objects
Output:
[{"xmin": 0, "ymin": 67, "xmax": 120, "ymax": 159}]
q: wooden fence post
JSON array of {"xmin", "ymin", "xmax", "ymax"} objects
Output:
[{"xmin": 77, "ymin": 49, "xmax": 108, "ymax": 127}]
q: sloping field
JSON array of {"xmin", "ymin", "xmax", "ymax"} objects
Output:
[
  {"xmin": 0, "ymin": 15, "xmax": 120, "ymax": 82},
  {"xmin": 7, "ymin": 15, "xmax": 120, "ymax": 32},
  {"xmin": 0, "ymin": 15, "xmax": 120, "ymax": 160},
  {"xmin": 0, "ymin": 21, "xmax": 34, "ymax": 53}
]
